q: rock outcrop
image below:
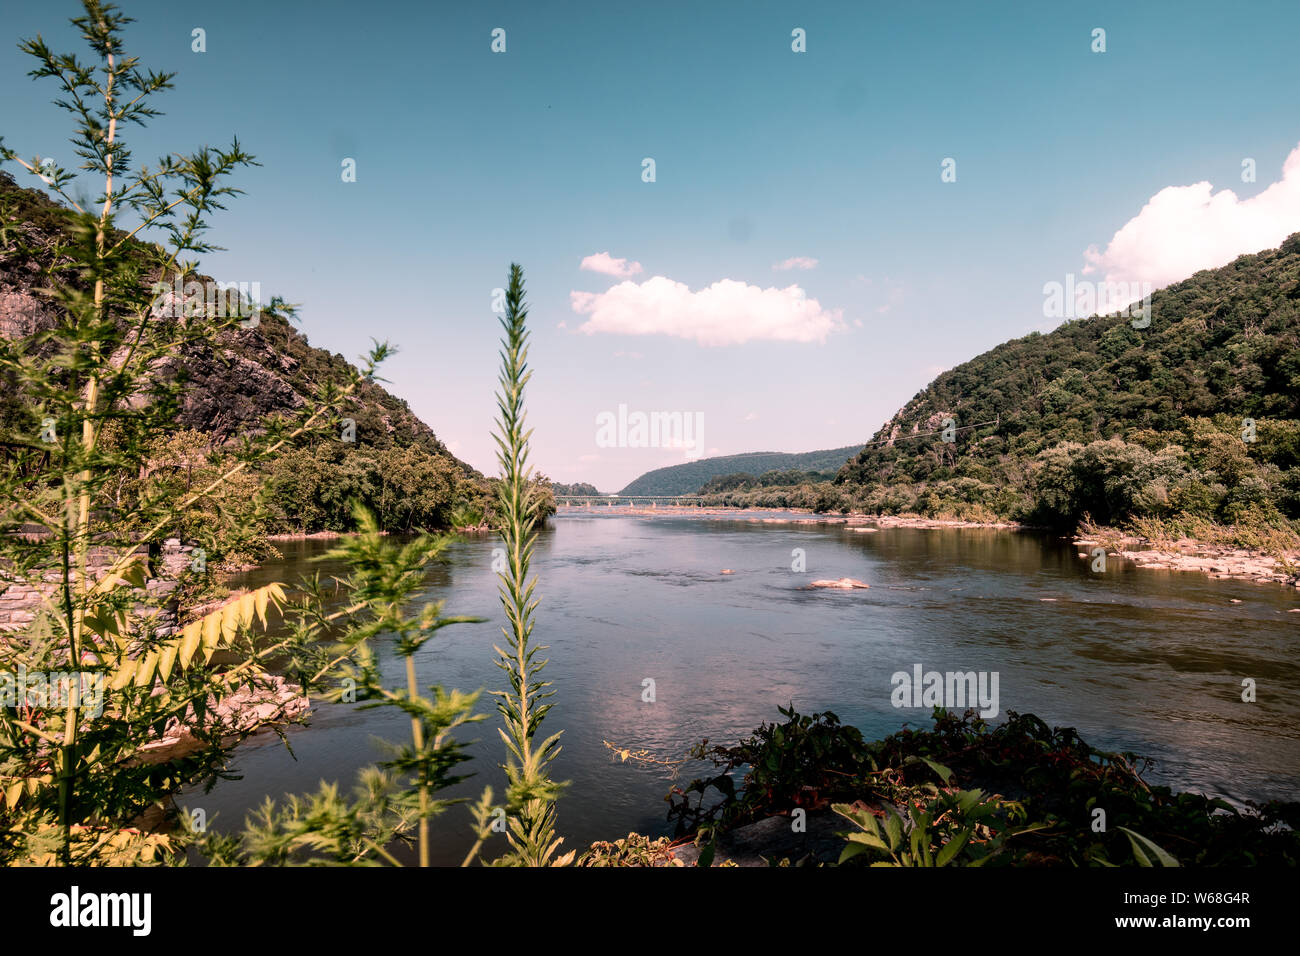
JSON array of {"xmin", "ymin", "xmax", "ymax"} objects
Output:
[
  {"xmin": 0, "ymin": 168, "xmax": 476, "ymax": 470},
  {"xmin": 137, "ymin": 673, "xmax": 310, "ymax": 763}
]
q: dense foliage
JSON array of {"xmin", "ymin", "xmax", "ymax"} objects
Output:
[
  {"xmin": 0, "ymin": 168, "xmax": 490, "ymax": 560},
  {"xmin": 698, "ymin": 468, "xmax": 839, "ymax": 494},
  {"xmin": 690, "ymin": 245, "xmax": 1300, "ymax": 552},
  {"xmin": 549, "ymin": 481, "xmax": 602, "ymax": 496},
  {"xmin": 668, "ymin": 706, "xmax": 1300, "ymax": 867},
  {"xmin": 620, "ymin": 445, "xmax": 862, "ymax": 496},
  {"xmin": 833, "ymin": 244, "xmax": 1300, "ymax": 532}
]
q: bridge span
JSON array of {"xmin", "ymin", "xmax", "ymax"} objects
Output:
[{"xmin": 555, "ymin": 495, "xmax": 704, "ymax": 507}]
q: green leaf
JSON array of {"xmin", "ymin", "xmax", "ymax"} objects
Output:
[
  {"xmin": 837, "ymin": 842, "xmax": 870, "ymax": 864},
  {"xmin": 832, "ymin": 802, "xmax": 882, "ymax": 839},
  {"xmin": 910, "ymin": 822, "xmax": 930, "ymax": 866},
  {"xmin": 846, "ymin": 832, "xmax": 889, "ymax": 852},
  {"xmin": 905, "ymin": 754, "xmax": 954, "ymax": 784},
  {"xmin": 1117, "ymin": 827, "xmax": 1180, "ymax": 867},
  {"xmin": 884, "ymin": 808, "xmax": 903, "ymax": 851},
  {"xmin": 935, "ymin": 829, "xmax": 971, "ymax": 866}
]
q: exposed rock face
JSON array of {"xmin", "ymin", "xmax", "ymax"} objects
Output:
[
  {"xmin": 0, "ymin": 168, "xmax": 476, "ymax": 471},
  {"xmin": 0, "ymin": 539, "xmax": 193, "ymax": 633},
  {"xmin": 137, "ymin": 673, "xmax": 310, "ymax": 763},
  {"xmin": 163, "ymin": 341, "xmax": 306, "ymax": 441},
  {"xmin": 0, "ymin": 289, "xmax": 56, "ymax": 339}
]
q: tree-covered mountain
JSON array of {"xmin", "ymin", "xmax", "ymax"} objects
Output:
[
  {"xmin": 830, "ymin": 236, "xmax": 1300, "ymax": 532},
  {"xmin": 550, "ymin": 481, "xmax": 603, "ymax": 496},
  {"xmin": 0, "ymin": 169, "xmax": 490, "ymax": 549},
  {"xmin": 618, "ymin": 445, "xmax": 863, "ymax": 496}
]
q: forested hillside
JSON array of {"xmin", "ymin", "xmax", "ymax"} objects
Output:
[
  {"xmin": 551, "ymin": 481, "xmax": 603, "ymax": 496},
  {"xmin": 620, "ymin": 445, "xmax": 862, "ymax": 495},
  {"xmin": 0, "ymin": 169, "xmax": 491, "ymax": 559},
  {"xmin": 832, "ymin": 236, "xmax": 1300, "ymax": 531}
]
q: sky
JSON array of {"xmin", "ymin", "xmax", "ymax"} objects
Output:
[{"xmin": 3, "ymin": 0, "xmax": 1299, "ymax": 491}]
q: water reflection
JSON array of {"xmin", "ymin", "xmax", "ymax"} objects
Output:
[{"xmin": 195, "ymin": 512, "xmax": 1300, "ymax": 863}]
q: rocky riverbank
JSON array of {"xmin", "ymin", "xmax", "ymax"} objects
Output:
[
  {"xmin": 138, "ymin": 672, "xmax": 309, "ymax": 762},
  {"xmin": 1075, "ymin": 533, "xmax": 1300, "ymax": 589},
  {"xmin": 0, "ymin": 542, "xmax": 312, "ymax": 752}
]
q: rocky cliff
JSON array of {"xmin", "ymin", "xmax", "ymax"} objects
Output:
[{"xmin": 0, "ymin": 168, "xmax": 474, "ymax": 470}]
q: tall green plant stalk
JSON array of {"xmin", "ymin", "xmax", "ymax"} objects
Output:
[
  {"xmin": 490, "ymin": 264, "xmax": 571, "ymax": 866},
  {"xmin": 305, "ymin": 508, "xmax": 485, "ymax": 867},
  {"xmin": 202, "ymin": 507, "xmax": 495, "ymax": 868},
  {"xmin": 0, "ymin": 0, "xmax": 381, "ymax": 866}
]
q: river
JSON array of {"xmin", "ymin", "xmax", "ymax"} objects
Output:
[{"xmin": 190, "ymin": 510, "xmax": 1300, "ymax": 864}]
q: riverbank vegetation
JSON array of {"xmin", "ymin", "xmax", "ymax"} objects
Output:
[
  {"xmin": 550, "ymin": 481, "xmax": 603, "ymax": 497},
  {"xmin": 0, "ymin": 161, "xmax": 557, "ymax": 569},
  {"xmin": 692, "ymin": 240, "xmax": 1300, "ymax": 561},
  {"xmin": 0, "ymin": 2, "xmax": 553, "ymax": 867},
  {"xmin": 1, "ymin": 0, "xmax": 1293, "ymax": 870},
  {"xmin": 605, "ymin": 706, "xmax": 1299, "ymax": 867}
]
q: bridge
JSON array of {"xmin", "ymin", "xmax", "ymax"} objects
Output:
[{"xmin": 555, "ymin": 495, "xmax": 704, "ymax": 507}]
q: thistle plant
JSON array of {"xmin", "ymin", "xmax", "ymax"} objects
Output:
[
  {"xmin": 1, "ymin": 0, "xmax": 552, "ymax": 871},
  {"xmin": 489, "ymin": 264, "xmax": 571, "ymax": 866},
  {"xmin": 0, "ymin": 0, "xmax": 382, "ymax": 865},
  {"xmin": 202, "ymin": 505, "xmax": 491, "ymax": 867}
]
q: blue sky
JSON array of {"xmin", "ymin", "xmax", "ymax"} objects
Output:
[{"xmin": 4, "ymin": 0, "xmax": 1299, "ymax": 490}]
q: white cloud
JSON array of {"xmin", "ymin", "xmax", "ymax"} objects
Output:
[
  {"xmin": 773, "ymin": 256, "xmax": 818, "ymax": 271},
  {"xmin": 1083, "ymin": 143, "xmax": 1300, "ymax": 311},
  {"xmin": 570, "ymin": 276, "xmax": 844, "ymax": 346},
  {"xmin": 580, "ymin": 251, "xmax": 644, "ymax": 278},
  {"xmin": 743, "ymin": 412, "xmax": 759, "ymax": 421}
]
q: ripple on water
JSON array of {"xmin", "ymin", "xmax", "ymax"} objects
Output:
[{"xmin": 204, "ymin": 514, "xmax": 1300, "ymax": 852}]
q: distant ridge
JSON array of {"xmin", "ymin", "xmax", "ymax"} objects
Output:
[{"xmin": 618, "ymin": 445, "xmax": 863, "ymax": 496}]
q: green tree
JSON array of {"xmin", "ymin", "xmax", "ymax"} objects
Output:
[{"xmin": 0, "ymin": 0, "xmax": 385, "ymax": 865}]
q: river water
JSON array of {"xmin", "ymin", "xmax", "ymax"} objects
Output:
[{"xmin": 191, "ymin": 510, "xmax": 1300, "ymax": 864}]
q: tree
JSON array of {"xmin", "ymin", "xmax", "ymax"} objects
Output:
[{"xmin": 0, "ymin": 0, "xmax": 387, "ymax": 864}]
